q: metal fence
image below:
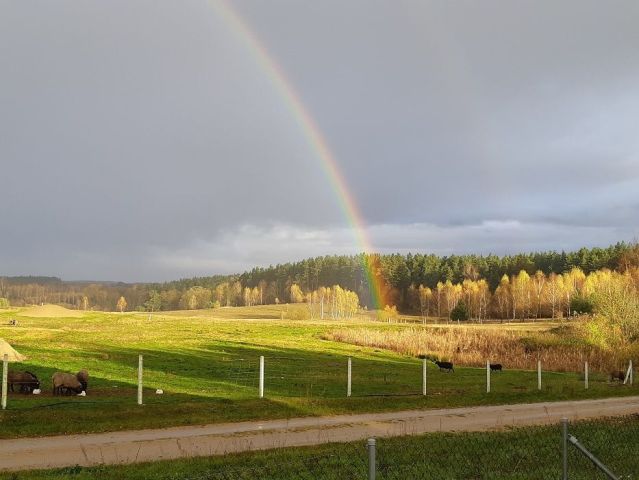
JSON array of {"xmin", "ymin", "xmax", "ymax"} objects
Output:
[{"xmin": 190, "ymin": 416, "xmax": 638, "ymax": 480}]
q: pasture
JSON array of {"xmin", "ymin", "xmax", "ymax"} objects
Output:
[{"xmin": 0, "ymin": 305, "xmax": 635, "ymax": 438}]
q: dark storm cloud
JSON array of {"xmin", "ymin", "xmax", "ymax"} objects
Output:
[{"xmin": 1, "ymin": 1, "xmax": 638, "ymax": 280}]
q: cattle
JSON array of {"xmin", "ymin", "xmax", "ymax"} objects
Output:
[{"xmin": 434, "ymin": 360, "xmax": 454, "ymax": 372}]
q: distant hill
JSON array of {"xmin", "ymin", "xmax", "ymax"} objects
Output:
[{"xmin": 0, "ymin": 276, "xmax": 62, "ymax": 285}]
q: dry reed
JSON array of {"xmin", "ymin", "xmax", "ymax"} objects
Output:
[{"xmin": 323, "ymin": 327, "xmax": 630, "ymax": 373}]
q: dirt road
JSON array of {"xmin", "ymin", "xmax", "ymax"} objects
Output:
[{"xmin": 1, "ymin": 396, "xmax": 638, "ymax": 472}]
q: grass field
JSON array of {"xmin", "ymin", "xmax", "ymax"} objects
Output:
[
  {"xmin": 0, "ymin": 305, "xmax": 636, "ymax": 438},
  {"xmin": 3, "ymin": 415, "xmax": 637, "ymax": 479}
]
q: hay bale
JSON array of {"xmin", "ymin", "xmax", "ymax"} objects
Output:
[{"xmin": 0, "ymin": 339, "xmax": 26, "ymax": 362}]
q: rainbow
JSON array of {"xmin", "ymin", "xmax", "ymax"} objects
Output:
[{"xmin": 211, "ymin": 0, "xmax": 387, "ymax": 310}]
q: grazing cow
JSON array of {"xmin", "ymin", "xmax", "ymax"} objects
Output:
[
  {"xmin": 434, "ymin": 360, "xmax": 454, "ymax": 372},
  {"xmin": 610, "ymin": 370, "xmax": 625, "ymax": 382},
  {"xmin": 490, "ymin": 363, "xmax": 503, "ymax": 372}
]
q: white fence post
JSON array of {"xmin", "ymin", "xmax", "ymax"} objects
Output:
[
  {"xmin": 630, "ymin": 360, "xmax": 634, "ymax": 385},
  {"xmin": 584, "ymin": 361, "xmax": 589, "ymax": 389},
  {"xmin": 624, "ymin": 360, "xmax": 633, "ymax": 385},
  {"xmin": 259, "ymin": 356, "xmax": 265, "ymax": 398},
  {"xmin": 347, "ymin": 357, "xmax": 352, "ymax": 397},
  {"xmin": 537, "ymin": 360, "xmax": 542, "ymax": 391},
  {"xmin": 486, "ymin": 360, "xmax": 491, "ymax": 393},
  {"xmin": 1, "ymin": 354, "xmax": 7, "ymax": 410},
  {"xmin": 137, "ymin": 354, "xmax": 143, "ymax": 405},
  {"xmin": 422, "ymin": 358, "xmax": 427, "ymax": 396}
]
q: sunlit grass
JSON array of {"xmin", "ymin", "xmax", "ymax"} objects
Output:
[{"xmin": 0, "ymin": 306, "xmax": 635, "ymax": 438}]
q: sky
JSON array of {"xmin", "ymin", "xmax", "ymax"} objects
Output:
[{"xmin": 1, "ymin": 0, "xmax": 638, "ymax": 281}]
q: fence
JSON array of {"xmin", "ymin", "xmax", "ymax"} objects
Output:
[
  {"xmin": 0, "ymin": 352, "xmax": 636, "ymax": 409},
  {"xmin": 191, "ymin": 416, "xmax": 638, "ymax": 479}
]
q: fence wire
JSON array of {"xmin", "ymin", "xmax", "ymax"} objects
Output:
[
  {"xmin": 567, "ymin": 415, "xmax": 639, "ymax": 479},
  {"xmin": 189, "ymin": 415, "xmax": 639, "ymax": 480}
]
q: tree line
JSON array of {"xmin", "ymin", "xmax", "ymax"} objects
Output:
[{"xmin": 0, "ymin": 242, "xmax": 636, "ymax": 314}]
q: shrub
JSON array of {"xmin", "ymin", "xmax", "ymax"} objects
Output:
[
  {"xmin": 450, "ymin": 301, "xmax": 469, "ymax": 322},
  {"xmin": 571, "ymin": 295, "xmax": 594, "ymax": 315},
  {"xmin": 287, "ymin": 305, "xmax": 310, "ymax": 320}
]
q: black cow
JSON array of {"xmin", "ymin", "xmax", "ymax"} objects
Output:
[{"xmin": 434, "ymin": 360, "xmax": 454, "ymax": 372}]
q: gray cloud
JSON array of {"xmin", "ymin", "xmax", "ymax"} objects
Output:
[{"xmin": 1, "ymin": 0, "xmax": 638, "ymax": 280}]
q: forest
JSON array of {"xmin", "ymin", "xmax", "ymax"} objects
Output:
[{"xmin": 1, "ymin": 242, "xmax": 637, "ymax": 318}]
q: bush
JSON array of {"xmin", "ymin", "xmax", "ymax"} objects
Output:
[
  {"xmin": 287, "ymin": 305, "xmax": 310, "ymax": 320},
  {"xmin": 570, "ymin": 295, "xmax": 594, "ymax": 315},
  {"xmin": 450, "ymin": 301, "xmax": 469, "ymax": 322}
]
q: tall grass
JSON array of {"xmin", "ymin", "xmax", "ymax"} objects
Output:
[{"xmin": 323, "ymin": 326, "xmax": 633, "ymax": 373}]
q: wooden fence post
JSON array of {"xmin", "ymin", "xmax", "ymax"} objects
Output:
[{"xmin": 584, "ymin": 361, "xmax": 589, "ymax": 389}]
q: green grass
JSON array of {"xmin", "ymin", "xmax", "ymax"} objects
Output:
[
  {"xmin": 4, "ymin": 416, "xmax": 638, "ymax": 479},
  {"xmin": 0, "ymin": 306, "xmax": 636, "ymax": 438}
]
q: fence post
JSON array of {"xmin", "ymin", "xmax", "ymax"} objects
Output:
[
  {"xmin": 486, "ymin": 360, "xmax": 491, "ymax": 393},
  {"xmin": 562, "ymin": 417, "xmax": 568, "ymax": 480},
  {"xmin": 584, "ymin": 361, "xmax": 588, "ymax": 390},
  {"xmin": 623, "ymin": 360, "xmax": 633, "ymax": 385},
  {"xmin": 367, "ymin": 438, "xmax": 376, "ymax": 480},
  {"xmin": 1, "ymin": 354, "xmax": 7, "ymax": 410},
  {"xmin": 630, "ymin": 360, "xmax": 633, "ymax": 385},
  {"xmin": 422, "ymin": 358, "xmax": 427, "ymax": 396},
  {"xmin": 538, "ymin": 360, "xmax": 542, "ymax": 391},
  {"xmin": 137, "ymin": 354, "xmax": 143, "ymax": 405},
  {"xmin": 259, "ymin": 355, "xmax": 264, "ymax": 398},
  {"xmin": 347, "ymin": 357, "xmax": 352, "ymax": 397}
]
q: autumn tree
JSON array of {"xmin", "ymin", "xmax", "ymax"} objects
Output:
[
  {"xmin": 493, "ymin": 275, "xmax": 510, "ymax": 320},
  {"xmin": 511, "ymin": 270, "xmax": 531, "ymax": 320},
  {"xmin": 290, "ymin": 284, "xmax": 304, "ymax": 303},
  {"xmin": 116, "ymin": 296, "xmax": 127, "ymax": 313},
  {"xmin": 531, "ymin": 271, "xmax": 546, "ymax": 319},
  {"xmin": 179, "ymin": 286, "xmax": 212, "ymax": 310},
  {"xmin": 546, "ymin": 273, "xmax": 564, "ymax": 319},
  {"xmin": 418, "ymin": 285, "xmax": 432, "ymax": 318}
]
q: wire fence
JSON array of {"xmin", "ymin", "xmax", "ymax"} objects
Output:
[
  {"xmin": 1, "ymin": 352, "xmax": 636, "ymax": 411},
  {"xmin": 168, "ymin": 415, "xmax": 638, "ymax": 480}
]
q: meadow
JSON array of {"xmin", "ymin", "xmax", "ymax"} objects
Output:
[{"xmin": 0, "ymin": 305, "xmax": 636, "ymax": 438}]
